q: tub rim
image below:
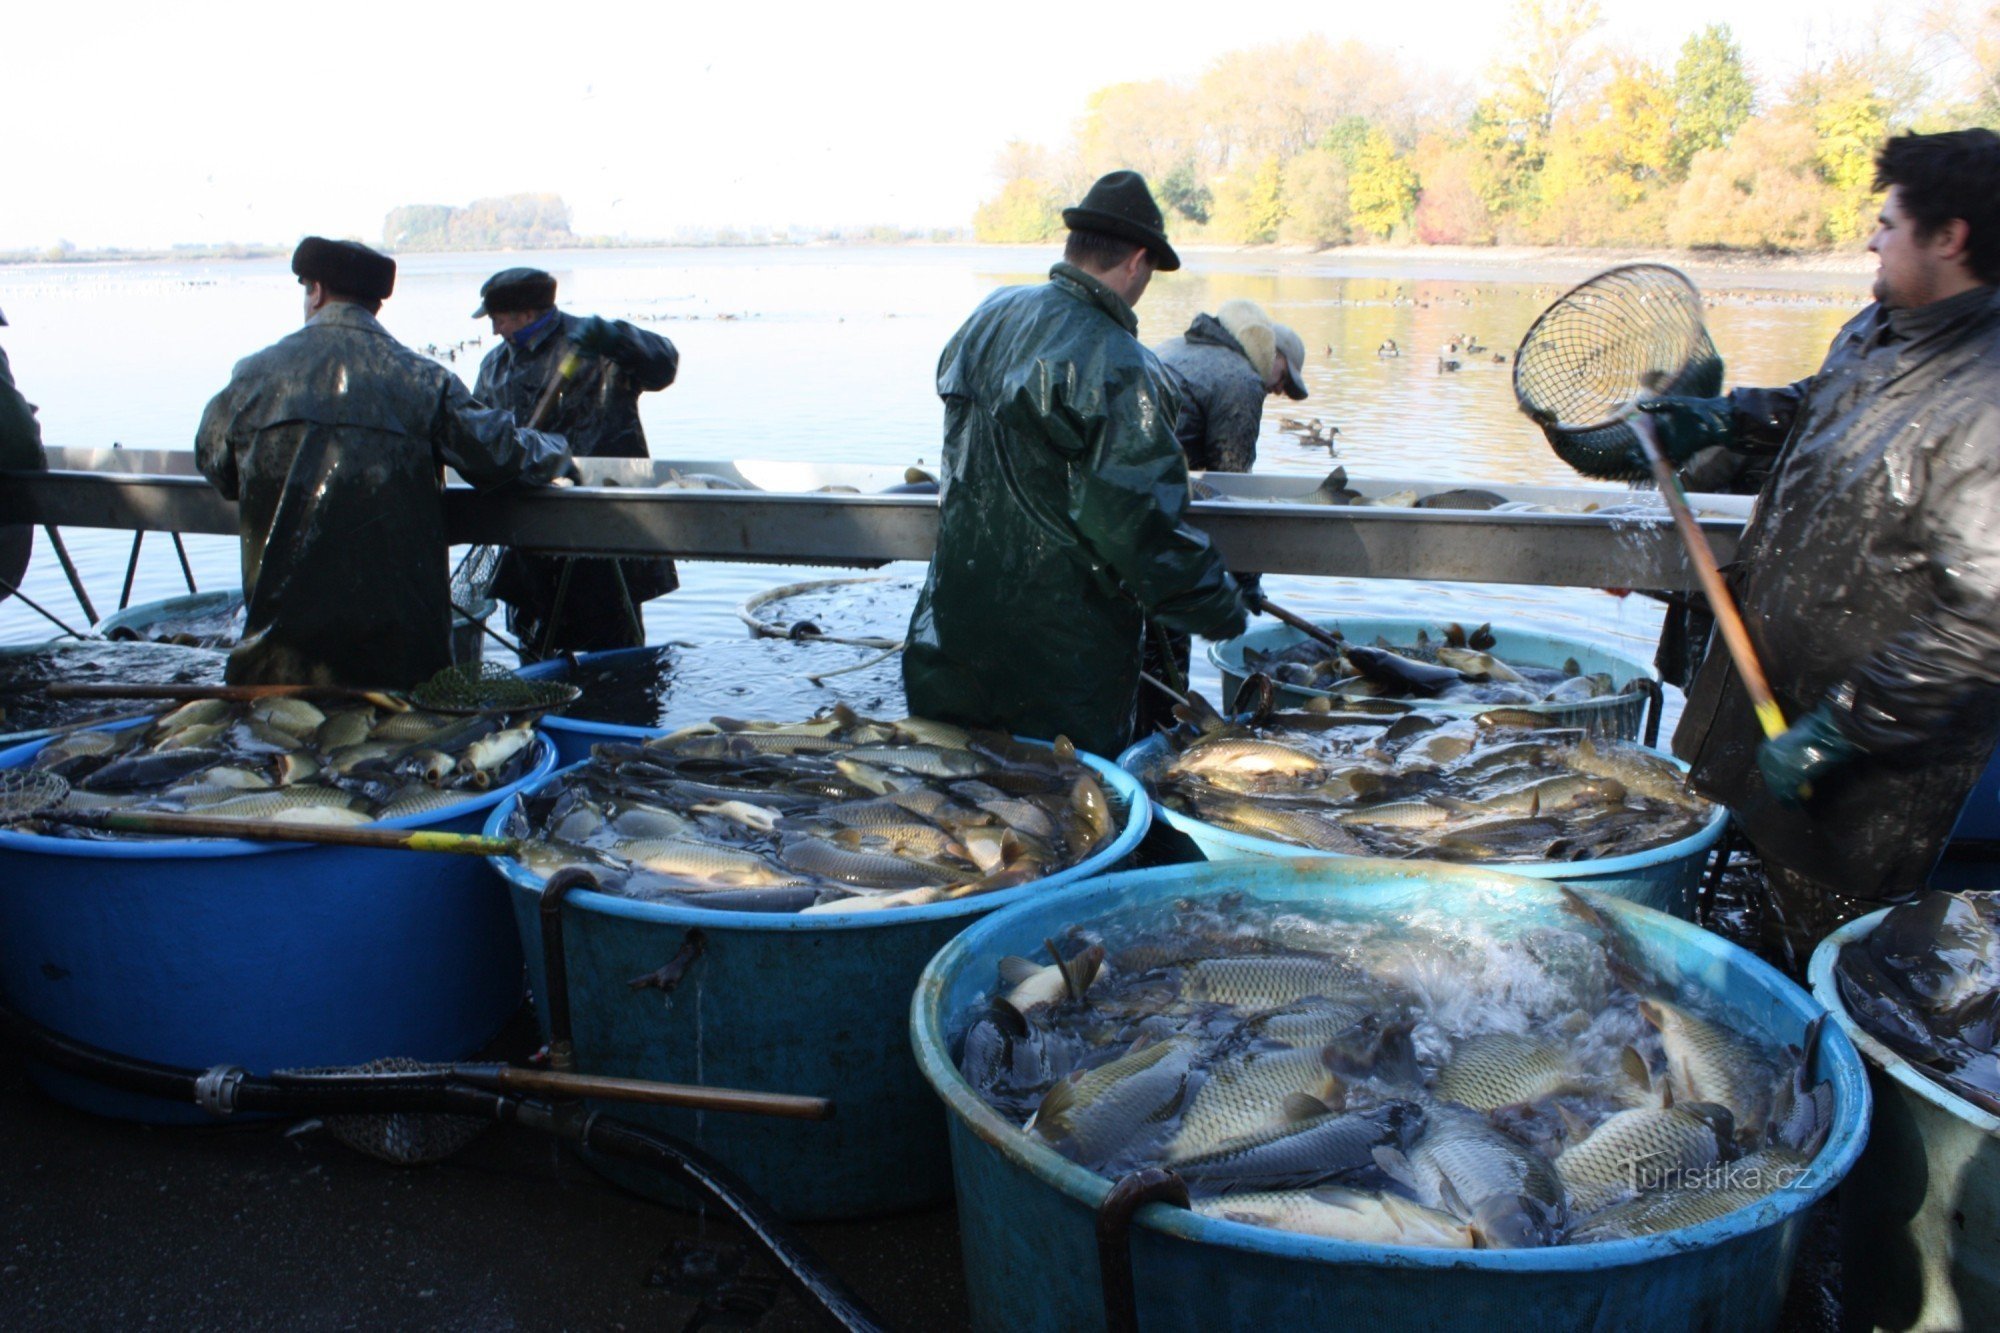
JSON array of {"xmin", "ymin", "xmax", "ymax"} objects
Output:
[
  {"xmin": 1116, "ymin": 732, "xmax": 1728, "ymax": 878},
  {"xmin": 1810, "ymin": 908, "xmax": 2000, "ymax": 1135},
  {"xmin": 911, "ymin": 858, "xmax": 1872, "ymax": 1273},
  {"xmin": 0, "ymin": 723, "xmax": 557, "ymax": 861},
  {"xmin": 482, "ymin": 738, "xmax": 1152, "ymax": 933}
]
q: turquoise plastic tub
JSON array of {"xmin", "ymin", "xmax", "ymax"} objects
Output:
[
  {"xmin": 1212, "ymin": 616, "xmax": 1659, "ymax": 740},
  {"xmin": 1811, "ymin": 906, "xmax": 2000, "ymax": 1331},
  {"xmin": 0, "ymin": 726, "xmax": 556, "ymax": 1123},
  {"xmin": 1117, "ymin": 733, "xmax": 1727, "ymax": 918},
  {"xmin": 914, "ymin": 859, "xmax": 1871, "ymax": 1333},
  {"xmin": 485, "ymin": 743, "xmax": 1151, "ymax": 1220}
]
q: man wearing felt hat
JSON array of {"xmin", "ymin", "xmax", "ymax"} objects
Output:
[
  {"xmin": 903, "ymin": 171, "xmax": 1247, "ymax": 759},
  {"xmin": 471, "ymin": 267, "xmax": 681, "ymax": 657},
  {"xmin": 195, "ymin": 237, "xmax": 572, "ymax": 689}
]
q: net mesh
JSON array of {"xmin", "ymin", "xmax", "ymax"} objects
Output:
[
  {"xmin": 449, "ymin": 545, "xmax": 503, "ymax": 623},
  {"xmin": 1513, "ymin": 264, "xmax": 1724, "ymax": 479},
  {"xmin": 0, "ymin": 767, "xmax": 70, "ymax": 819},
  {"xmin": 278, "ymin": 1057, "xmax": 488, "ymax": 1165},
  {"xmin": 408, "ymin": 662, "xmax": 580, "ymax": 716}
]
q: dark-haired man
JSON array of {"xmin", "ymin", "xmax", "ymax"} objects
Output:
[
  {"xmin": 903, "ymin": 171, "xmax": 1247, "ymax": 758},
  {"xmin": 196, "ymin": 238, "xmax": 571, "ymax": 688},
  {"xmin": 1639, "ymin": 129, "xmax": 2000, "ymax": 965},
  {"xmin": 471, "ymin": 268, "xmax": 681, "ymax": 656}
]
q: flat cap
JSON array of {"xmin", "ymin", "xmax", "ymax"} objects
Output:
[
  {"xmin": 291, "ymin": 237, "xmax": 396, "ymax": 301},
  {"xmin": 473, "ymin": 268, "xmax": 558, "ymax": 318}
]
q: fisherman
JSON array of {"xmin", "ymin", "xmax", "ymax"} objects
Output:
[
  {"xmin": 1140, "ymin": 298, "xmax": 1308, "ymax": 728},
  {"xmin": 196, "ymin": 238, "xmax": 571, "ymax": 689},
  {"xmin": 1154, "ymin": 297, "xmax": 1309, "ymax": 474},
  {"xmin": 472, "ymin": 268, "xmax": 681, "ymax": 657},
  {"xmin": 1636, "ymin": 129, "xmax": 2000, "ymax": 967},
  {"xmin": 0, "ymin": 307, "xmax": 44, "ymax": 469},
  {"xmin": 903, "ymin": 171, "xmax": 1248, "ymax": 759}
]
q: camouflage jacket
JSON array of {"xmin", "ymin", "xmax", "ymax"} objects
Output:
[
  {"xmin": 196, "ymin": 302, "xmax": 570, "ymax": 688},
  {"xmin": 1154, "ymin": 313, "xmax": 1264, "ymax": 473}
]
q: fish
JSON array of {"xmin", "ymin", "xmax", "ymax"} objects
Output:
[
  {"xmin": 1173, "ymin": 1098, "xmax": 1422, "ymax": 1190},
  {"xmin": 249, "ymin": 697, "xmax": 326, "ymax": 739},
  {"xmin": 1192, "ymin": 797, "xmax": 1372, "ymax": 854},
  {"xmin": 1194, "ymin": 1186, "xmax": 1476, "ymax": 1248},
  {"xmin": 1167, "ymin": 738, "xmax": 1321, "ymax": 781},
  {"xmin": 1437, "ymin": 646, "xmax": 1526, "ymax": 682},
  {"xmin": 1180, "ymin": 956, "xmax": 1378, "ymax": 1009},
  {"xmin": 1342, "ymin": 645, "xmax": 1468, "ymax": 697},
  {"xmin": 1336, "ymin": 801, "xmax": 1453, "ymax": 829},
  {"xmin": 1639, "ymin": 1000, "xmax": 1780, "ymax": 1142},
  {"xmin": 1565, "ymin": 1146, "xmax": 1810, "ymax": 1242},
  {"xmin": 1435, "ymin": 1032, "xmax": 1587, "ymax": 1111},
  {"xmin": 995, "ymin": 943, "xmax": 1105, "ymax": 1025},
  {"xmin": 1378, "ymin": 1105, "xmax": 1566, "ymax": 1247},
  {"xmin": 778, "ymin": 833, "xmax": 976, "ymax": 888},
  {"xmin": 610, "ymin": 837, "xmax": 807, "ymax": 887},
  {"xmin": 1166, "ymin": 1049, "xmax": 1347, "ymax": 1160},
  {"xmin": 1029, "ymin": 1038, "xmax": 1197, "ymax": 1164},
  {"xmin": 1553, "ymin": 1102, "xmax": 1735, "ymax": 1214},
  {"xmin": 1563, "ymin": 738, "xmax": 1701, "ymax": 809}
]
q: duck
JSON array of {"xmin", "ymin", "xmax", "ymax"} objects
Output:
[
  {"xmin": 1437, "ymin": 356, "xmax": 1461, "ymax": 373},
  {"xmin": 1377, "ymin": 339, "xmax": 1400, "ymax": 358}
]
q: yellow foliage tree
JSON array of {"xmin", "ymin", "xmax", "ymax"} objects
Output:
[
  {"xmin": 1669, "ymin": 117, "xmax": 1830, "ymax": 249},
  {"xmin": 1211, "ymin": 156, "xmax": 1286, "ymax": 243},
  {"xmin": 1813, "ymin": 86, "xmax": 1892, "ymax": 243},
  {"xmin": 1348, "ymin": 130, "xmax": 1420, "ymax": 239},
  {"xmin": 1279, "ymin": 149, "xmax": 1351, "ymax": 246}
]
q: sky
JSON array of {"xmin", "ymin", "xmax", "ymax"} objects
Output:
[{"xmin": 2, "ymin": 0, "xmax": 1923, "ymax": 250}]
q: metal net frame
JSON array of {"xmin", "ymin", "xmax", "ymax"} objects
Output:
[{"xmin": 1513, "ymin": 264, "xmax": 1725, "ymax": 479}]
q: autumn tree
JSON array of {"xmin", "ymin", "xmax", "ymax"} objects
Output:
[
  {"xmin": 1671, "ymin": 25, "xmax": 1755, "ymax": 173},
  {"xmin": 1211, "ymin": 156, "xmax": 1286, "ymax": 243},
  {"xmin": 1348, "ymin": 129, "xmax": 1421, "ymax": 239}
]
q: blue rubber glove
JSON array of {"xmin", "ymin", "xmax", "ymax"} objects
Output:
[
  {"xmin": 1757, "ymin": 703, "xmax": 1863, "ymax": 808},
  {"xmin": 572, "ymin": 315, "xmax": 618, "ymax": 357},
  {"xmin": 1634, "ymin": 396, "xmax": 1735, "ymax": 467}
]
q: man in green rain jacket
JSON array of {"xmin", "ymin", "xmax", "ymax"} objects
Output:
[
  {"xmin": 197, "ymin": 238, "xmax": 571, "ymax": 689},
  {"xmin": 904, "ymin": 172, "xmax": 1247, "ymax": 758}
]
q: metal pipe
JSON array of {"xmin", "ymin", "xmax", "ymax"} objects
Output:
[
  {"xmin": 41, "ymin": 525, "xmax": 96, "ymax": 624},
  {"xmin": 170, "ymin": 532, "xmax": 197, "ymax": 594},
  {"xmin": 118, "ymin": 529, "xmax": 144, "ymax": 611},
  {"xmin": 1639, "ymin": 676, "xmax": 1665, "ymax": 749},
  {"xmin": 0, "ymin": 572, "xmax": 89, "ymax": 639},
  {"xmin": 1094, "ymin": 1167, "xmax": 1189, "ymax": 1333},
  {"xmin": 1699, "ymin": 821, "xmax": 1736, "ymax": 924},
  {"xmin": 538, "ymin": 867, "xmax": 599, "ymax": 1073}
]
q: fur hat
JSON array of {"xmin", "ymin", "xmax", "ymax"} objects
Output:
[
  {"xmin": 473, "ymin": 268, "xmax": 559, "ymax": 318},
  {"xmin": 291, "ymin": 237, "xmax": 396, "ymax": 301}
]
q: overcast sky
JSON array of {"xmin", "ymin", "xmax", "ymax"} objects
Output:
[{"xmin": 3, "ymin": 0, "xmax": 1917, "ymax": 249}]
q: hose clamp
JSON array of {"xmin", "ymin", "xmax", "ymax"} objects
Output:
[{"xmin": 195, "ymin": 1064, "xmax": 247, "ymax": 1117}]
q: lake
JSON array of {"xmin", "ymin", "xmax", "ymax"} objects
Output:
[{"xmin": 0, "ymin": 244, "xmax": 1873, "ymax": 728}]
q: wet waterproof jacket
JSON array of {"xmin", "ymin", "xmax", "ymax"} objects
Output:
[
  {"xmin": 0, "ymin": 344, "xmax": 43, "ymax": 470},
  {"xmin": 196, "ymin": 302, "xmax": 570, "ymax": 688},
  {"xmin": 904, "ymin": 264, "xmax": 1246, "ymax": 759},
  {"xmin": 475, "ymin": 310, "xmax": 680, "ymax": 653},
  {"xmin": 1675, "ymin": 285, "xmax": 2000, "ymax": 900},
  {"xmin": 1155, "ymin": 313, "xmax": 1265, "ymax": 473}
]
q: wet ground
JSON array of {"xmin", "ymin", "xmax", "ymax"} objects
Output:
[{"xmin": 0, "ymin": 837, "xmax": 1845, "ymax": 1333}]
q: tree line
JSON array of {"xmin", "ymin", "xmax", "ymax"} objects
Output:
[{"xmin": 976, "ymin": 1, "xmax": 2000, "ymax": 252}]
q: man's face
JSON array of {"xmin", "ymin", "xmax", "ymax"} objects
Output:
[
  {"xmin": 490, "ymin": 309, "xmax": 543, "ymax": 339},
  {"xmin": 300, "ymin": 279, "xmax": 323, "ymax": 324},
  {"xmin": 1869, "ymin": 187, "xmax": 1949, "ymax": 310}
]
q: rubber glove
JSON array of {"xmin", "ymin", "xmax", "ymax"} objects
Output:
[
  {"xmin": 1757, "ymin": 704, "xmax": 1863, "ymax": 808},
  {"xmin": 572, "ymin": 315, "xmax": 618, "ymax": 357},
  {"xmin": 1633, "ymin": 396, "xmax": 1735, "ymax": 467}
]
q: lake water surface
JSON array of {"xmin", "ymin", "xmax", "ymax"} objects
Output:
[{"xmin": 0, "ymin": 245, "xmax": 1872, "ymax": 728}]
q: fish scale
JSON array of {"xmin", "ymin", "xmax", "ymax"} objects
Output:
[
  {"xmin": 1180, "ymin": 956, "xmax": 1377, "ymax": 1009},
  {"xmin": 1435, "ymin": 1032, "xmax": 1583, "ymax": 1110},
  {"xmin": 1171, "ymin": 1101, "xmax": 1419, "ymax": 1188},
  {"xmin": 1553, "ymin": 1104, "xmax": 1733, "ymax": 1214},
  {"xmin": 1032, "ymin": 1039, "xmax": 1196, "ymax": 1165},
  {"xmin": 1640, "ymin": 1000, "xmax": 1779, "ymax": 1140},
  {"xmin": 1165, "ymin": 1048, "xmax": 1341, "ymax": 1160},
  {"xmin": 1195, "ymin": 1186, "xmax": 1475, "ymax": 1247}
]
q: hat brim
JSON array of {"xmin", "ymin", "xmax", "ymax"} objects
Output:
[
  {"xmin": 471, "ymin": 302, "xmax": 490, "ymax": 319},
  {"xmin": 1061, "ymin": 207, "xmax": 1180, "ymax": 272},
  {"xmin": 1280, "ymin": 366, "xmax": 1309, "ymax": 400}
]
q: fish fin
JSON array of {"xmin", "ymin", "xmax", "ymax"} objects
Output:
[
  {"xmin": 1283, "ymin": 1091, "xmax": 1333, "ymax": 1122},
  {"xmin": 1528, "ymin": 791, "xmax": 1542, "ymax": 817},
  {"xmin": 997, "ymin": 955, "xmax": 1042, "ymax": 987},
  {"xmin": 1470, "ymin": 623, "xmax": 1496, "ymax": 651},
  {"xmin": 1371, "ymin": 1146, "xmax": 1420, "ymax": 1194},
  {"xmin": 1051, "ymin": 735, "xmax": 1077, "ymax": 764},
  {"xmin": 1620, "ymin": 1044, "xmax": 1651, "ymax": 1090},
  {"xmin": 830, "ymin": 703, "xmax": 862, "ymax": 731},
  {"xmin": 987, "ymin": 999, "xmax": 1030, "ymax": 1038},
  {"xmin": 1034, "ymin": 1077, "xmax": 1076, "ymax": 1131},
  {"xmin": 1556, "ymin": 1103, "xmax": 1593, "ymax": 1144},
  {"xmin": 1435, "ymin": 1175, "xmax": 1473, "ymax": 1221},
  {"xmin": 1062, "ymin": 944, "xmax": 1106, "ymax": 1003},
  {"xmin": 1563, "ymin": 657, "xmax": 1581, "ymax": 677},
  {"xmin": 1444, "ymin": 622, "xmax": 1467, "ymax": 648}
]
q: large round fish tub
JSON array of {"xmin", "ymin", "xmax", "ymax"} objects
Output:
[
  {"xmin": 913, "ymin": 859, "xmax": 1871, "ymax": 1333},
  {"xmin": 1116, "ymin": 733, "xmax": 1727, "ymax": 918},
  {"xmin": 1212, "ymin": 616, "xmax": 1660, "ymax": 740},
  {"xmin": 517, "ymin": 643, "xmax": 907, "ymax": 767},
  {"xmin": 483, "ymin": 744, "xmax": 1151, "ymax": 1221},
  {"xmin": 1811, "ymin": 908, "xmax": 2000, "ymax": 1331},
  {"xmin": 96, "ymin": 590, "xmax": 489, "ymax": 664},
  {"xmin": 0, "ymin": 728, "xmax": 557, "ymax": 1123}
]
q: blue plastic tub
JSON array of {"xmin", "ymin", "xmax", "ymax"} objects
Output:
[
  {"xmin": 484, "ymin": 744, "xmax": 1151, "ymax": 1220},
  {"xmin": 0, "ymin": 727, "xmax": 556, "ymax": 1123},
  {"xmin": 1811, "ymin": 908, "xmax": 2000, "ymax": 1331},
  {"xmin": 1212, "ymin": 616, "xmax": 1659, "ymax": 740},
  {"xmin": 1116, "ymin": 733, "xmax": 1727, "ymax": 918},
  {"xmin": 516, "ymin": 648, "xmax": 653, "ymax": 766},
  {"xmin": 913, "ymin": 859, "xmax": 1871, "ymax": 1333},
  {"xmin": 1952, "ymin": 744, "xmax": 2000, "ymax": 841}
]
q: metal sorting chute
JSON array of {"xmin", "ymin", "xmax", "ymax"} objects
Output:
[{"xmin": 3, "ymin": 449, "xmax": 1749, "ymax": 592}]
